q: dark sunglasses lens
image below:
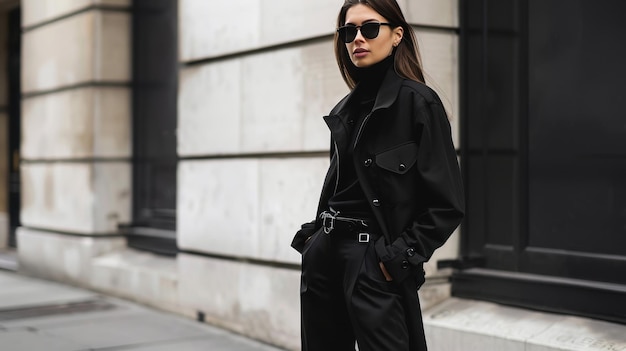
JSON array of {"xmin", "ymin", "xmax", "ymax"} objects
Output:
[
  {"xmin": 338, "ymin": 26, "xmax": 357, "ymax": 43},
  {"xmin": 361, "ymin": 23, "xmax": 381, "ymax": 39}
]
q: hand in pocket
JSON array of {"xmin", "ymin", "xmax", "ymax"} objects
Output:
[{"xmin": 379, "ymin": 262, "xmax": 393, "ymax": 281}]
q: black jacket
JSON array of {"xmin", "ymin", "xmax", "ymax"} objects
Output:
[{"xmin": 292, "ymin": 67, "xmax": 464, "ymax": 284}]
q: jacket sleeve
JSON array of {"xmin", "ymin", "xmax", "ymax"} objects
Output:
[
  {"xmin": 291, "ymin": 220, "xmax": 317, "ymax": 253},
  {"xmin": 375, "ymin": 96, "xmax": 465, "ymax": 283}
]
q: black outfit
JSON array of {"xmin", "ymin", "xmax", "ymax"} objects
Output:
[
  {"xmin": 327, "ymin": 56, "xmax": 391, "ymax": 218},
  {"xmin": 292, "ymin": 57, "xmax": 464, "ymax": 351}
]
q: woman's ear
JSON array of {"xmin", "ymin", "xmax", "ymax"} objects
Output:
[{"xmin": 393, "ymin": 26, "xmax": 404, "ymax": 47}]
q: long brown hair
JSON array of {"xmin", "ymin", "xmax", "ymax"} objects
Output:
[{"xmin": 334, "ymin": 0, "xmax": 425, "ymax": 89}]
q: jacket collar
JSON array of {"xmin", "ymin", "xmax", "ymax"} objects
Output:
[{"xmin": 329, "ymin": 66, "xmax": 404, "ymax": 119}]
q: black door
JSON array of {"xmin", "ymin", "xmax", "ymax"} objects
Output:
[
  {"xmin": 7, "ymin": 7, "xmax": 21, "ymax": 248},
  {"xmin": 454, "ymin": 0, "xmax": 626, "ymax": 323}
]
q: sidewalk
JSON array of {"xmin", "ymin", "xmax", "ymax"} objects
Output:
[{"xmin": 0, "ymin": 269, "xmax": 286, "ymax": 351}]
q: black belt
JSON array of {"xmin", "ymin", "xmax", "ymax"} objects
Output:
[{"xmin": 320, "ymin": 211, "xmax": 377, "ymax": 242}]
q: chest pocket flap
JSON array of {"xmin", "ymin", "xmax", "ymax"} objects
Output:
[{"xmin": 375, "ymin": 142, "xmax": 419, "ymax": 175}]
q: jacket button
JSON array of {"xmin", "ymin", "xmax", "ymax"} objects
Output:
[
  {"xmin": 406, "ymin": 247, "xmax": 415, "ymax": 257},
  {"xmin": 401, "ymin": 260, "xmax": 410, "ymax": 269},
  {"xmin": 372, "ymin": 199, "xmax": 380, "ymax": 207},
  {"xmin": 364, "ymin": 158, "xmax": 373, "ymax": 167},
  {"xmin": 399, "ymin": 163, "xmax": 407, "ymax": 171}
]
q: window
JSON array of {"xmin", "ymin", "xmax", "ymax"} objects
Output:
[
  {"xmin": 126, "ymin": 0, "xmax": 178, "ymax": 255},
  {"xmin": 7, "ymin": 6, "xmax": 21, "ymax": 248}
]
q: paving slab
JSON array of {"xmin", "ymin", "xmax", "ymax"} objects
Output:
[
  {"xmin": 0, "ymin": 297, "xmax": 138, "ymax": 329},
  {"xmin": 0, "ymin": 270, "xmax": 287, "ymax": 351},
  {"xmin": 0, "ymin": 328, "xmax": 88, "ymax": 351},
  {"xmin": 108, "ymin": 334, "xmax": 283, "ymax": 351},
  {"xmin": 0, "ymin": 271, "xmax": 97, "ymax": 309},
  {"xmin": 40, "ymin": 312, "xmax": 209, "ymax": 349}
]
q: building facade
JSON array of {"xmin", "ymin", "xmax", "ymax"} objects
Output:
[{"xmin": 1, "ymin": 0, "xmax": 625, "ymax": 350}]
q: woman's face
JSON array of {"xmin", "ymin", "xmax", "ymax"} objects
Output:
[{"xmin": 344, "ymin": 4, "xmax": 403, "ymax": 68}]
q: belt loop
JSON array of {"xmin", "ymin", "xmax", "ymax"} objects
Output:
[{"xmin": 358, "ymin": 233, "xmax": 370, "ymax": 243}]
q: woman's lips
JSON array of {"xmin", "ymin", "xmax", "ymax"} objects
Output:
[{"xmin": 353, "ymin": 49, "xmax": 369, "ymax": 58}]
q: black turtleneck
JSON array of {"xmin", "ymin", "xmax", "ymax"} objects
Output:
[
  {"xmin": 354, "ymin": 54, "xmax": 394, "ymax": 101},
  {"xmin": 327, "ymin": 55, "xmax": 394, "ymax": 218}
]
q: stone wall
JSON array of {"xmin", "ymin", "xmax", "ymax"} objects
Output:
[{"xmin": 17, "ymin": 0, "xmax": 132, "ymax": 282}]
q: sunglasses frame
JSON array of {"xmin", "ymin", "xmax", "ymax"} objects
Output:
[{"xmin": 337, "ymin": 22, "xmax": 392, "ymax": 43}]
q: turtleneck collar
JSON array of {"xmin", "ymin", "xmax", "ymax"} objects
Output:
[{"xmin": 353, "ymin": 54, "xmax": 394, "ymax": 100}]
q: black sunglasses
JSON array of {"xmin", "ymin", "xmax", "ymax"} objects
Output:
[{"xmin": 337, "ymin": 22, "xmax": 392, "ymax": 43}]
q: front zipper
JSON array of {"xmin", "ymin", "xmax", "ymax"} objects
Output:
[{"xmin": 353, "ymin": 112, "xmax": 372, "ymax": 149}]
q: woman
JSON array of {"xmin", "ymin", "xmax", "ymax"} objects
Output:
[{"xmin": 291, "ymin": 1, "xmax": 464, "ymax": 350}]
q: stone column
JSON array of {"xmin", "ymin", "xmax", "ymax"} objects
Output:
[{"xmin": 18, "ymin": 0, "xmax": 131, "ymax": 285}]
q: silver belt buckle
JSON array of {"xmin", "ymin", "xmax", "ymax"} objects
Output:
[
  {"xmin": 322, "ymin": 213, "xmax": 334, "ymax": 234},
  {"xmin": 358, "ymin": 233, "xmax": 370, "ymax": 243}
]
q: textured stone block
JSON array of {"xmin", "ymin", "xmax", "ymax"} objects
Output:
[
  {"xmin": 17, "ymin": 227, "xmax": 126, "ymax": 284},
  {"xmin": 21, "ymin": 162, "xmax": 131, "ymax": 234},
  {"xmin": 178, "ymin": 253, "xmax": 300, "ymax": 351},
  {"xmin": 22, "ymin": 11, "xmax": 130, "ymax": 93},
  {"xmin": 404, "ymin": 0, "xmax": 459, "ymax": 28},
  {"xmin": 179, "ymin": 0, "xmax": 338, "ymax": 61},
  {"xmin": 22, "ymin": 0, "xmax": 130, "ymax": 28},
  {"xmin": 177, "ymin": 157, "xmax": 327, "ymax": 263},
  {"xmin": 178, "ymin": 40, "xmax": 344, "ymax": 156},
  {"xmin": 22, "ymin": 87, "xmax": 131, "ymax": 160},
  {"xmin": 90, "ymin": 249, "xmax": 180, "ymax": 314},
  {"xmin": 178, "ymin": 60, "xmax": 243, "ymax": 155},
  {"xmin": 177, "ymin": 159, "xmax": 259, "ymax": 256}
]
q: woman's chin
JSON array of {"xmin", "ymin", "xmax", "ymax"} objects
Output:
[{"xmin": 352, "ymin": 59, "xmax": 374, "ymax": 68}]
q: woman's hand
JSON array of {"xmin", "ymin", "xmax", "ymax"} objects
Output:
[{"xmin": 379, "ymin": 262, "xmax": 393, "ymax": 281}]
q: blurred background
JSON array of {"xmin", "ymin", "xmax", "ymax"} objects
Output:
[{"xmin": 0, "ymin": 0, "xmax": 624, "ymax": 350}]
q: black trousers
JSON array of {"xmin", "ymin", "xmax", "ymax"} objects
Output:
[{"xmin": 300, "ymin": 227, "xmax": 425, "ymax": 351}]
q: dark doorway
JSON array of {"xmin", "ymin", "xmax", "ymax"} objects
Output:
[
  {"xmin": 7, "ymin": 6, "xmax": 21, "ymax": 248},
  {"xmin": 455, "ymin": 0, "xmax": 626, "ymax": 323},
  {"xmin": 126, "ymin": 0, "xmax": 178, "ymax": 255}
]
